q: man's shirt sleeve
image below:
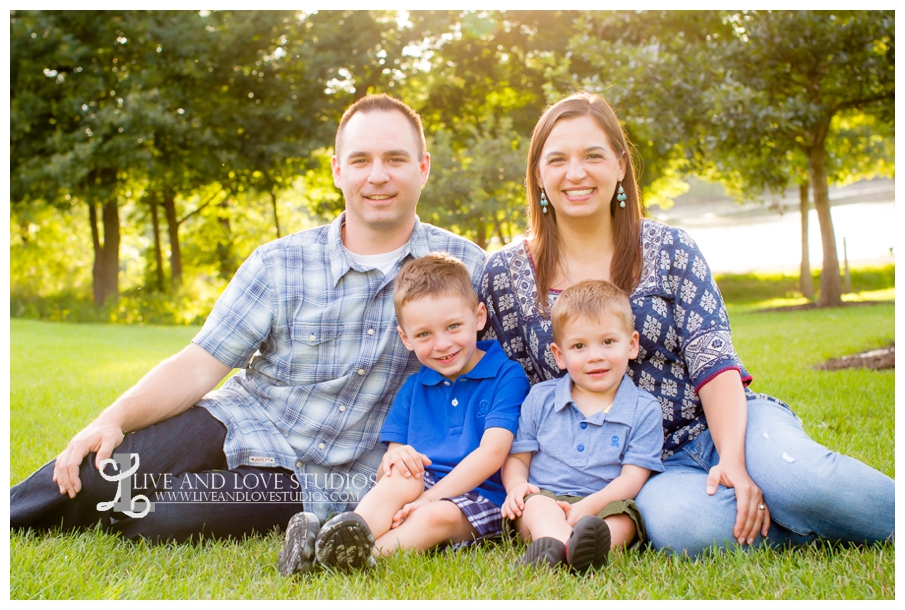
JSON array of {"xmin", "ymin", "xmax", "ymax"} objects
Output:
[{"xmin": 192, "ymin": 248, "xmax": 275, "ymax": 369}]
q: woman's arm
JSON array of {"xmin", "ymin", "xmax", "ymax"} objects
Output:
[{"xmin": 698, "ymin": 369, "xmax": 771, "ymax": 545}]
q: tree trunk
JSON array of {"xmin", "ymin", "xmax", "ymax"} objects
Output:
[
  {"xmin": 89, "ymin": 200, "xmax": 120, "ymax": 307},
  {"xmin": 216, "ymin": 198, "xmax": 236, "ymax": 278},
  {"xmin": 162, "ymin": 194, "xmax": 183, "ymax": 289},
  {"xmin": 808, "ymin": 139, "xmax": 842, "ymax": 307},
  {"xmin": 270, "ymin": 189, "xmax": 282, "ymax": 239},
  {"xmin": 150, "ymin": 196, "xmax": 165, "ymax": 292},
  {"xmin": 473, "ymin": 222, "xmax": 488, "ymax": 251},
  {"xmin": 798, "ymin": 181, "xmax": 815, "ymax": 299}
]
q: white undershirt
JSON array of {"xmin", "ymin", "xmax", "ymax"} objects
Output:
[{"xmin": 345, "ymin": 243, "xmax": 408, "ymax": 276}]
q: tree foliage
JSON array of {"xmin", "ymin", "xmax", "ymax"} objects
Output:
[{"xmin": 9, "ymin": 10, "xmax": 895, "ymax": 320}]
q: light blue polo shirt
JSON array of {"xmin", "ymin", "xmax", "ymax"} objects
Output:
[
  {"xmin": 380, "ymin": 341, "xmax": 530, "ymax": 506},
  {"xmin": 511, "ymin": 373, "xmax": 664, "ymax": 497}
]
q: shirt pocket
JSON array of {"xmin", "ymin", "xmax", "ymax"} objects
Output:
[{"xmin": 288, "ymin": 323, "xmax": 346, "ymax": 383}]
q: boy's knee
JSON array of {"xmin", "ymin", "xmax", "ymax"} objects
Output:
[
  {"xmin": 421, "ymin": 500, "xmax": 466, "ymax": 530},
  {"xmin": 375, "ymin": 472, "xmax": 425, "ymax": 501}
]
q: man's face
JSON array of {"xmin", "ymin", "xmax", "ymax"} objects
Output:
[{"xmin": 332, "ymin": 110, "xmax": 430, "ymax": 237}]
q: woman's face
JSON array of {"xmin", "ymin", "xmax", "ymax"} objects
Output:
[{"xmin": 536, "ymin": 115, "xmax": 626, "ymax": 223}]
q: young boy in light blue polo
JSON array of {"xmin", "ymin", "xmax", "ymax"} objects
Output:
[
  {"xmin": 279, "ymin": 252, "xmax": 530, "ymax": 574},
  {"xmin": 501, "ymin": 280, "xmax": 664, "ymax": 574}
]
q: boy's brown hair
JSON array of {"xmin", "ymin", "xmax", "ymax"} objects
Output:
[
  {"xmin": 393, "ymin": 252, "xmax": 478, "ymax": 322},
  {"xmin": 551, "ymin": 280, "xmax": 635, "ymax": 343}
]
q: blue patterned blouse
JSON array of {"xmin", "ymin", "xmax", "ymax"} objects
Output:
[{"xmin": 479, "ymin": 219, "xmax": 756, "ymax": 457}]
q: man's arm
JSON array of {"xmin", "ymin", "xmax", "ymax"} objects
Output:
[{"xmin": 53, "ymin": 344, "xmax": 232, "ymax": 498}]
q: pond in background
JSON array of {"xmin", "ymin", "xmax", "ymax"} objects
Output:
[{"xmin": 674, "ymin": 201, "xmax": 895, "ymax": 274}]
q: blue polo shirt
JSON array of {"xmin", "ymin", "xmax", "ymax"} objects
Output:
[
  {"xmin": 380, "ymin": 340, "xmax": 530, "ymax": 506},
  {"xmin": 511, "ymin": 373, "xmax": 664, "ymax": 497}
]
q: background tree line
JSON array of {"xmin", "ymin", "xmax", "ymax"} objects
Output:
[{"xmin": 9, "ymin": 10, "xmax": 894, "ymax": 322}]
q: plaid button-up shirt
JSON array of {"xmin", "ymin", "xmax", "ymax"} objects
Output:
[{"xmin": 192, "ymin": 213, "xmax": 486, "ymax": 519}]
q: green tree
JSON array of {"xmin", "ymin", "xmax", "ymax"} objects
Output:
[
  {"xmin": 10, "ymin": 11, "xmax": 156, "ymax": 306},
  {"xmin": 421, "ymin": 117, "xmax": 529, "ymax": 249},
  {"xmin": 711, "ymin": 10, "xmax": 894, "ymax": 306}
]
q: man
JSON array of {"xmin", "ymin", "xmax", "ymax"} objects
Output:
[{"xmin": 10, "ymin": 94, "xmax": 487, "ymax": 543}]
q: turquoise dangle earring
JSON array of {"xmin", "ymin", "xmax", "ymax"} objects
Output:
[
  {"xmin": 540, "ymin": 189, "xmax": 549, "ymax": 214},
  {"xmin": 617, "ymin": 182, "xmax": 627, "ymax": 208}
]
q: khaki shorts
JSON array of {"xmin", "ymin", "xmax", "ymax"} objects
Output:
[{"xmin": 503, "ymin": 490, "xmax": 647, "ymax": 550}]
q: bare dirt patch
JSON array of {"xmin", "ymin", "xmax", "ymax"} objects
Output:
[{"xmin": 815, "ymin": 342, "xmax": 895, "ymax": 371}]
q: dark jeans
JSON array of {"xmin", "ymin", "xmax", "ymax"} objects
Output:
[{"xmin": 10, "ymin": 407, "xmax": 303, "ymax": 543}]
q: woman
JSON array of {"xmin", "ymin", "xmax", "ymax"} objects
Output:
[{"xmin": 480, "ymin": 92, "xmax": 894, "ymax": 556}]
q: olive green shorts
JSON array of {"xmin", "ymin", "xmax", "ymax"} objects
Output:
[{"xmin": 503, "ymin": 490, "xmax": 647, "ymax": 550}]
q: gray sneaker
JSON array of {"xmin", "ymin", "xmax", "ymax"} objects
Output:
[
  {"xmin": 315, "ymin": 512, "xmax": 376, "ymax": 570},
  {"xmin": 278, "ymin": 511, "xmax": 321, "ymax": 576}
]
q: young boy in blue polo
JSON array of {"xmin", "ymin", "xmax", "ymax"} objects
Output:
[
  {"xmin": 278, "ymin": 252, "xmax": 530, "ymax": 574},
  {"xmin": 502, "ymin": 280, "xmax": 664, "ymax": 574}
]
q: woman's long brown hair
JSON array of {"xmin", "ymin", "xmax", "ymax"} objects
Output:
[{"xmin": 526, "ymin": 92, "xmax": 644, "ymax": 314}]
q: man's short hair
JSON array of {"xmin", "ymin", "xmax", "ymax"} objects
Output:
[
  {"xmin": 393, "ymin": 252, "xmax": 478, "ymax": 322},
  {"xmin": 335, "ymin": 94, "xmax": 426, "ymax": 157},
  {"xmin": 552, "ymin": 280, "xmax": 635, "ymax": 343}
]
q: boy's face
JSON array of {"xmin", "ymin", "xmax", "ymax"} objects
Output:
[
  {"xmin": 550, "ymin": 313, "xmax": 639, "ymax": 399},
  {"xmin": 397, "ymin": 294, "xmax": 487, "ymax": 381}
]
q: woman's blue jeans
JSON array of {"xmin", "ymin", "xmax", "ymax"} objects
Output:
[{"xmin": 634, "ymin": 398, "xmax": 895, "ymax": 556}]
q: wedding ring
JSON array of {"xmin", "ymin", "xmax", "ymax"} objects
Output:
[{"xmin": 758, "ymin": 503, "xmax": 766, "ymax": 511}]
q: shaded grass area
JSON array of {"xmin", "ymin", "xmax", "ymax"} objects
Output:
[
  {"xmin": 714, "ymin": 264, "xmax": 894, "ymax": 304},
  {"xmin": 8, "ymin": 289, "xmax": 895, "ymax": 599}
]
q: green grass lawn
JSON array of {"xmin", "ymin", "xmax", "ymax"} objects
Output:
[{"xmin": 8, "ymin": 292, "xmax": 895, "ymax": 599}]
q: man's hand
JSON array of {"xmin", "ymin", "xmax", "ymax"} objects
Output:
[
  {"xmin": 381, "ymin": 444, "xmax": 431, "ymax": 478},
  {"xmin": 50, "ymin": 344, "xmax": 231, "ymax": 500},
  {"xmin": 706, "ymin": 461, "xmax": 771, "ymax": 545},
  {"xmin": 501, "ymin": 482, "xmax": 539, "ymax": 520},
  {"xmin": 52, "ymin": 419, "xmax": 125, "ymax": 498}
]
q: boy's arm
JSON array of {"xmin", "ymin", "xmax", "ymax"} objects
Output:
[
  {"xmin": 557, "ymin": 464, "xmax": 652, "ymax": 526},
  {"xmin": 413, "ymin": 427, "xmax": 513, "ymax": 503},
  {"xmin": 391, "ymin": 427, "xmax": 513, "ymax": 526},
  {"xmin": 500, "ymin": 452, "xmax": 538, "ymax": 520}
]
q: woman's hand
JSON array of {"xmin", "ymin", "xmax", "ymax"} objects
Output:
[
  {"xmin": 706, "ymin": 460, "xmax": 771, "ymax": 545},
  {"xmin": 698, "ymin": 370, "xmax": 770, "ymax": 546}
]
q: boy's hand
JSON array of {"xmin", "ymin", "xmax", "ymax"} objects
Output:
[
  {"xmin": 382, "ymin": 444, "xmax": 431, "ymax": 478},
  {"xmin": 501, "ymin": 482, "xmax": 539, "ymax": 520},
  {"xmin": 556, "ymin": 499, "xmax": 598, "ymax": 526},
  {"xmin": 391, "ymin": 497, "xmax": 431, "ymax": 528}
]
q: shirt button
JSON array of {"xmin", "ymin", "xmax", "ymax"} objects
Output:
[
  {"xmin": 444, "ymin": 381, "xmax": 451, "ymax": 386},
  {"xmin": 358, "ymin": 369, "xmax": 365, "ymax": 376},
  {"xmin": 580, "ymin": 423, "xmax": 588, "ymax": 430},
  {"xmin": 318, "ymin": 443, "xmax": 326, "ymax": 450},
  {"xmin": 367, "ymin": 329, "xmax": 375, "ymax": 336},
  {"xmin": 339, "ymin": 405, "xmax": 346, "ymax": 412},
  {"xmin": 452, "ymin": 398, "xmax": 459, "ymax": 406},
  {"xmin": 577, "ymin": 444, "xmax": 585, "ymax": 452},
  {"xmin": 295, "ymin": 460, "xmax": 302, "ymax": 468},
  {"xmin": 309, "ymin": 334, "xmax": 316, "ymax": 341}
]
